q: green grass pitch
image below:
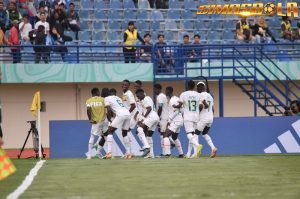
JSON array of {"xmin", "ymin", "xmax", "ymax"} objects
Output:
[{"xmin": 1, "ymin": 155, "xmax": 300, "ymax": 199}]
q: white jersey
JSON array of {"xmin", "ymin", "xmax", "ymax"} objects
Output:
[
  {"xmin": 168, "ymin": 96, "xmax": 183, "ymax": 123},
  {"xmin": 122, "ymin": 90, "xmax": 136, "ymax": 115},
  {"xmin": 199, "ymin": 92, "xmax": 214, "ymax": 121},
  {"xmin": 156, "ymin": 93, "xmax": 169, "ymax": 120},
  {"xmin": 105, "ymin": 96, "xmax": 130, "ymax": 116},
  {"xmin": 179, "ymin": 90, "xmax": 201, "ymax": 122},
  {"xmin": 141, "ymin": 96, "xmax": 156, "ymax": 118}
]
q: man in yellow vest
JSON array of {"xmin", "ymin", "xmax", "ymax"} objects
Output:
[
  {"xmin": 236, "ymin": 16, "xmax": 255, "ymax": 41},
  {"xmin": 281, "ymin": 16, "xmax": 293, "ymax": 40},
  {"xmin": 86, "ymin": 88, "xmax": 108, "ymax": 159},
  {"xmin": 123, "ymin": 21, "xmax": 144, "ymax": 63}
]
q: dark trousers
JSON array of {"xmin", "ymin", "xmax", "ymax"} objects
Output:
[
  {"xmin": 11, "ymin": 49, "xmax": 21, "ymax": 63},
  {"xmin": 123, "ymin": 48, "xmax": 136, "ymax": 63},
  {"xmin": 35, "ymin": 52, "xmax": 49, "ymax": 63},
  {"xmin": 69, "ymin": 24, "xmax": 80, "ymax": 40}
]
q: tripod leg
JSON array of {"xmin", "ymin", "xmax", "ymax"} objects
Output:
[{"xmin": 18, "ymin": 129, "xmax": 31, "ymax": 159}]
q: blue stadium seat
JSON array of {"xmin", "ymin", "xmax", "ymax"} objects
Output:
[
  {"xmin": 137, "ymin": 10, "xmax": 151, "ymax": 21},
  {"xmin": 165, "ymin": 20, "xmax": 178, "ymax": 30},
  {"xmin": 94, "ymin": 0, "xmax": 108, "ymax": 10},
  {"xmin": 78, "ymin": 10, "xmax": 89, "ymax": 19},
  {"xmin": 138, "ymin": 0, "xmax": 151, "ymax": 9},
  {"xmin": 80, "ymin": 21, "xmax": 90, "ymax": 30},
  {"xmin": 121, "ymin": 20, "xmax": 130, "ymax": 30},
  {"xmin": 210, "ymin": 20, "xmax": 223, "ymax": 30},
  {"xmin": 93, "ymin": 21, "xmax": 105, "ymax": 30},
  {"xmin": 65, "ymin": 31, "xmax": 75, "ymax": 41},
  {"xmin": 182, "ymin": 10, "xmax": 194, "ymax": 19},
  {"xmin": 92, "ymin": 31, "xmax": 105, "ymax": 42},
  {"xmin": 108, "ymin": 10, "xmax": 120, "ymax": 20},
  {"xmin": 222, "ymin": 30, "xmax": 235, "ymax": 40},
  {"xmin": 152, "ymin": 10, "xmax": 164, "ymax": 21},
  {"xmin": 108, "ymin": 20, "xmax": 121, "ymax": 30},
  {"xmin": 169, "ymin": 0, "xmax": 181, "ymax": 9},
  {"xmin": 79, "ymin": 31, "xmax": 92, "ymax": 41},
  {"xmin": 150, "ymin": 21, "xmax": 161, "ymax": 30},
  {"xmin": 184, "ymin": 0, "xmax": 198, "ymax": 10},
  {"xmin": 223, "ymin": 20, "xmax": 237, "ymax": 30},
  {"xmin": 181, "ymin": 20, "xmax": 194, "ymax": 30},
  {"xmin": 136, "ymin": 21, "xmax": 149, "ymax": 31},
  {"xmin": 178, "ymin": 32, "xmax": 189, "ymax": 41},
  {"xmin": 107, "ymin": 31, "xmax": 121, "ymax": 42},
  {"xmin": 207, "ymin": 31, "xmax": 221, "ymax": 41},
  {"xmin": 194, "ymin": 31, "xmax": 207, "ymax": 40},
  {"xmin": 91, "ymin": 41, "xmax": 106, "ymax": 53},
  {"xmin": 165, "ymin": 31, "xmax": 175, "ymax": 42},
  {"xmin": 95, "ymin": 10, "xmax": 107, "ymax": 20},
  {"xmin": 110, "ymin": 0, "xmax": 123, "ymax": 10},
  {"xmin": 124, "ymin": 0, "xmax": 136, "ymax": 9},
  {"xmin": 81, "ymin": 0, "xmax": 94, "ymax": 9},
  {"xmin": 195, "ymin": 20, "xmax": 209, "ymax": 30},
  {"xmin": 124, "ymin": 9, "xmax": 136, "ymax": 20},
  {"xmin": 167, "ymin": 9, "xmax": 181, "ymax": 20}
]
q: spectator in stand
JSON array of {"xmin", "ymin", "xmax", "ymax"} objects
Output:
[
  {"xmin": 252, "ymin": 17, "xmax": 277, "ymax": 43},
  {"xmin": 236, "ymin": 16, "xmax": 255, "ymax": 42},
  {"xmin": 283, "ymin": 106, "xmax": 293, "ymax": 116},
  {"xmin": 0, "ymin": 1, "xmax": 9, "ymax": 32},
  {"xmin": 182, "ymin": 34, "xmax": 192, "ymax": 62},
  {"xmin": 35, "ymin": 12, "xmax": 49, "ymax": 34},
  {"xmin": 58, "ymin": 3, "xmax": 67, "ymax": 28},
  {"xmin": 49, "ymin": 11, "xmax": 64, "ymax": 35},
  {"xmin": 0, "ymin": 28, "xmax": 10, "ymax": 55},
  {"xmin": 148, "ymin": 0, "xmax": 155, "ymax": 8},
  {"xmin": 33, "ymin": 24, "xmax": 49, "ymax": 63},
  {"xmin": 294, "ymin": 21, "xmax": 300, "ymax": 40},
  {"xmin": 190, "ymin": 34, "xmax": 202, "ymax": 62},
  {"xmin": 291, "ymin": 100, "xmax": 300, "ymax": 116},
  {"xmin": 50, "ymin": 26, "xmax": 72, "ymax": 62},
  {"xmin": 156, "ymin": 33, "xmax": 174, "ymax": 72},
  {"xmin": 281, "ymin": 16, "xmax": 292, "ymax": 40},
  {"xmin": 123, "ymin": 21, "xmax": 144, "ymax": 63},
  {"xmin": 7, "ymin": 2, "xmax": 22, "ymax": 29},
  {"xmin": 140, "ymin": 33, "xmax": 152, "ymax": 62},
  {"xmin": 39, "ymin": 0, "xmax": 51, "ymax": 15},
  {"xmin": 9, "ymin": 20, "xmax": 21, "ymax": 63},
  {"xmin": 66, "ymin": 3, "xmax": 80, "ymax": 40},
  {"xmin": 35, "ymin": 4, "xmax": 48, "ymax": 22},
  {"xmin": 19, "ymin": 14, "xmax": 32, "ymax": 42}
]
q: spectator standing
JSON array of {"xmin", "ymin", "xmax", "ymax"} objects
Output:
[
  {"xmin": 9, "ymin": 20, "xmax": 21, "ymax": 63},
  {"xmin": 156, "ymin": 34, "xmax": 167, "ymax": 69},
  {"xmin": 252, "ymin": 17, "xmax": 276, "ymax": 43},
  {"xmin": 35, "ymin": 12, "xmax": 49, "ymax": 34},
  {"xmin": 33, "ymin": 24, "xmax": 49, "ymax": 63},
  {"xmin": 0, "ymin": 1, "xmax": 9, "ymax": 32},
  {"xmin": 66, "ymin": 3, "xmax": 80, "ymax": 40},
  {"xmin": 7, "ymin": 2, "xmax": 22, "ymax": 29},
  {"xmin": 191, "ymin": 34, "xmax": 202, "ymax": 62},
  {"xmin": 182, "ymin": 34, "xmax": 192, "ymax": 62},
  {"xmin": 123, "ymin": 21, "xmax": 144, "ymax": 63},
  {"xmin": 281, "ymin": 16, "xmax": 292, "ymax": 40},
  {"xmin": 139, "ymin": 33, "xmax": 152, "ymax": 62},
  {"xmin": 236, "ymin": 16, "xmax": 254, "ymax": 41},
  {"xmin": 19, "ymin": 14, "xmax": 32, "ymax": 42}
]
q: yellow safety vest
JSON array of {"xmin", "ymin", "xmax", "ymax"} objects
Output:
[
  {"xmin": 124, "ymin": 29, "xmax": 137, "ymax": 49},
  {"xmin": 281, "ymin": 21, "xmax": 291, "ymax": 35},
  {"xmin": 239, "ymin": 20, "xmax": 249, "ymax": 32}
]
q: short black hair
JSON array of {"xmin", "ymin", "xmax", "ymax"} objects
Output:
[
  {"xmin": 183, "ymin": 34, "xmax": 189, "ymax": 39},
  {"xmin": 101, "ymin": 88, "xmax": 109, "ymax": 97},
  {"xmin": 166, "ymin": 86, "xmax": 173, "ymax": 93},
  {"xmin": 123, "ymin": 79, "xmax": 130, "ymax": 84},
  {"xmin": 135, "ymin": 88, "xmax": 144, "ymax": 94},
  {"xmin": 109, "ymin": 88, "xmax": 117, "ymax": 95},
  {"xmin": 144, "ymin": 33, "xmax": 151, "ymax": 38},
  {"xmin": 187, "ymin": 80, "xmax": 195, "ymax": 90},
  {"xmin": 154, "ymin": 83, "xmax": 162, "ymax": 90},
  {"xmin": 91, "ymin": 88, "xmax": 99, "ymax": 95},
  {"xmin": 69, "ymin": 2, "xmax": 75, "ymax": 6},
  {"xmin": 128, "ymin": 21, "xmax": 134, "ymax": 26},
  {"xmin": 194, "ymin": 34, "xmax": 200, "ymax": 39},
  {"xmin": 291, "ymin": 100, "xmax": 300, "ymax": 108},
  {"xmin": 158, "ymin": 34, "xmax": 164, "ymax": 39},
  {"xmin": 23, "ymin": 14, "xmax": 29, "ymax": 19},
  {"xmin": 135, "ymin": 80, "xmax": 142, "ymax": 86}
]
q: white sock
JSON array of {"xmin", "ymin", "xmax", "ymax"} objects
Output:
[
  {"xmin": 160, "ymin": 135, "xmax": 165, "ymax": 155},
  {"xmin": 123, "ymin": 136, "xmax": 131, "ymax": 154},
  {"xmin": 203, "ymin": 134, "xmax": 216, "ymax": 150},
  {"xmin": 163, "ymin": 137, "xmax": 171, "ymax": 155},
  {"xmin": 88, "ymin": 134, "xmax": 95, "ymax": 157},
  {"xmin": 147, "ymin": 136, "xmax": 154, "ymax": 156},
  {"xmin": 192, "ymin": 134, "xmax": 199, "ymax": 154},
  {"xmin": 137, "ymin": 127, "xmax": 150, "ymax": 148},
  {"xmin": 187, "ymin": 133, "xmax": 198, "ymax": 156},
  {"xmin": 187, "ymin": 140, "xmax": 192, "ymax": 156},
  {"xmin": 107, "ymin": 134, "xmax": 113, "ymax": 153},
  {"xmin": 174, "ymin": 139, "xmax": 183, "ymax": 155},
  {"xmin": 127, "ymin": 131, "xmax": 133, "ymax": 154}
]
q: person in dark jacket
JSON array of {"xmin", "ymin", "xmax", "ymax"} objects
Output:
[
  {"xmin": 51, "ymin": 26, "xmax": 72, "ymax": 62},
  {"xmin": 252, "ymin": 17, "xmax": 277, "ymax": 43},
  {"xmin": 33, "ymin": 25, "xmax": 49, "ymax": 63}
]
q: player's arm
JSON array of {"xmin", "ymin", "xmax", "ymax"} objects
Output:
[
  {"xmin": 173, "ymin": 101, "xmax": 183, "ymax": 109},
  {"xmin": 202, "ymin": 100, "xmax": 209, "ymax": 109},
  {"xmin": 87, "ymin": 107, "xmax": 93, "ymax": 122},
  {"xmin": 144, "ymin": 106, "xmax": 152, "ymax": 118},
  {"xmin": 105, "ymin": 106, "xmax": 113, "ymax": 122},
  {"xmin": 129, "ymin": 103, "xmax": 136, "ymax": 113}
]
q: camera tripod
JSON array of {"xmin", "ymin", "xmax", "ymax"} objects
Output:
[{"xmin": 18, "ymin": 121, "xmax": 46, "ymax": 159}]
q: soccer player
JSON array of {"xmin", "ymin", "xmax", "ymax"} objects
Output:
[
  {"xmin": 103, "ymin": 88, "xmax": 131, "ymax": 159},
  {"xmin": 175, "ymin": 80, "xmax": 203, "ymax": 158},
  {"xmin": 163, "ymin": 86, "xmax": 184, "ymax": 158},
  {"xmin": 121, "ymin": 79, "xmax": 136, "ymax": 158},
  {"xmin": 86, "ymin": 88, "xmax": 108, "ymax": 159},
  {"xmin": 136, "ymin": 89, "xmax": 160, "ymax": 158},
  {"xmin": 154, "ymin": 83, "xmax": 169, "ymax": 155},
  {"xmin": 196, "ymin": 82, "xmax": 217, "ymax": 158}
]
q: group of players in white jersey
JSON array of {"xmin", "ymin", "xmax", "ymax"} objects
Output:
[{"xmin": 86, "ymin": 79, "xmax": 217, "ymax": 159}]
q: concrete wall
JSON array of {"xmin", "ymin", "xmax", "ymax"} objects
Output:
[{"xmin": 0, "ymin": 80, "xmax": 299, "ymax": 149}]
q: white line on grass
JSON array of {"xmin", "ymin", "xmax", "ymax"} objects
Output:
[{"xmin": 6, "ymin": 160, "xmax": 46, "ymax": 199}]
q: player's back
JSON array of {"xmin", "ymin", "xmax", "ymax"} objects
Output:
[
  {"xmin": 86, "ymin": 96, "xmax": 106, "ymax": 122},
  {"xmin": 105, "ymin": 96, "xmax": 130, "ymax": 116},
  {"xmin": 156, "ymin": 93, "xmax": 169, "ymax": 120},
  {"xmin": 199, "ymin": 92, "xmax": 214, "ymax": 120},
  {"xmin": 180, "ymin": 90, "xmax": 201, "ymax": 122},
  {"xmin": 122, "ymin": 90, "xmax": 136, "ymax": 112},
  {"xmin": 141, "ymin": 96, "xmax": 155, "ymax": 115},
  {"xmin": 169, "ymin": 96, "xmax": 183, "ymax": 122}
]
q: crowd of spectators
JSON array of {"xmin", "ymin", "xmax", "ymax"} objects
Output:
[{"xmin": 0, "ymin": 0, "xmax": 80, "ymax": 63}]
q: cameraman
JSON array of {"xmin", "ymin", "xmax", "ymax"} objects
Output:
[{"xmin": 31, "ymin": 25, "xmax": 50, "ymax": 63}]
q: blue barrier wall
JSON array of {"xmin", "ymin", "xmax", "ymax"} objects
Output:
[{"xmin": 50, "ymin": 117, "xmax": 300, "ymax": 158}]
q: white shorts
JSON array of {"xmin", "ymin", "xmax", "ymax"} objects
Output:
[
  {"xmin": 184, "ymin": 121, "xmax": 197, "ymax": 133},
  {"xmin": 111, "ymin": 115, "xmax": 131, "ymax": 130},
  {"xmin": 168, "ymin": 120, "xmax": 183, "ymax": 134},
  {"xmin": 159, "ymin": 119, "xmax": 168, "ymax": 132},
  {"xmin": 197, "ymin": 120, "xmax": 213, "ymax": 132},
  {"xmin": 144, "ymin": 113, "xmax": 160, "ymax": 131},
  {"xmin": 90, "ymin": 119, "xmax": 109, "ymax": 136},
  {"xmin": 129, "ymin": 116, "xmax": 137, "ymax": 129}
]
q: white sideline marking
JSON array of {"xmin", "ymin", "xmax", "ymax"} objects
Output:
[{"xmin": 6, "ymin": 160, "xmax": 46, "ymax": 199}]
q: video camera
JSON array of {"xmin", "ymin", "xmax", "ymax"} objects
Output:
[{"xmin": 27, "ymin": 120, "xmax": 36, "ymax": 129}]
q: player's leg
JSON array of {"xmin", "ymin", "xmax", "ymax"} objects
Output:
[
  {"xmin": 184, "ymin": 121, "xmax": 199, "ymax": 158},
  {"xmin": 104, "ymin": 117, "xmax": 122, "ymax": 159},
  {"xmin": 163, "ymin": 129, "xmax": 172, "ymax": 157},
  {"xmin": 122, "ymin": 116, "xmax": 133, "ymax": 159},
  {"xmin": 170, "ymin": 122, "xmax": 184, "ymax": 158},
  {"xmin": 137, "ymin": 123, "xmax": 151, "ymax": 157},
  {"xmin": 146, "ymin": 130, "xmax": 154, "ymax": 158},
  {"xmin": 87, "ymin": 123, "xmax": 100, "ymax": 159},
  {"xmin": 159, "ymin": 119, "xmax": 167, "ymax": 155},
  {"xmin": 144, "ymin": 116, "xmax": 160, "ymax": 158},
  {"xmin": 201, "ymin": 124, "xmax": 217, "ymax": 158}
]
